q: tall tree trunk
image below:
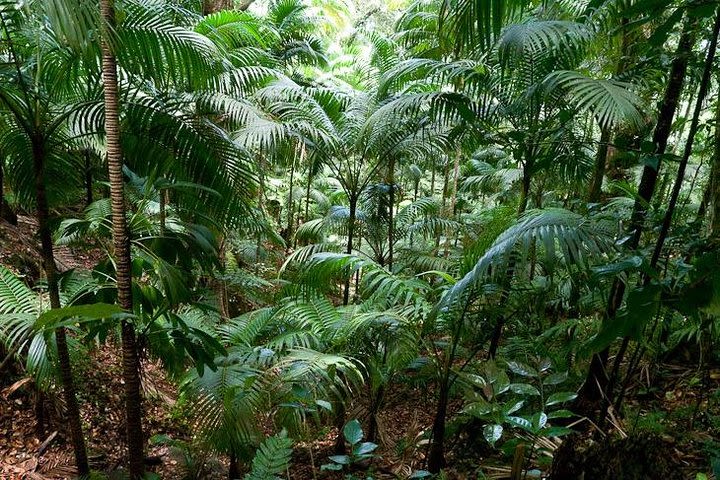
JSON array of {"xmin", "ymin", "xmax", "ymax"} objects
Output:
[
  {"xmin": 709, "ymin": 95, "xmax": 720, "ymax": 238},
  {"xmin": 575, "ymin": 16, "xmax": 697, "ymax": 415},
  {"xmin": 228, "ymin": 452, "xmax": 240, "ymax": 479},
  {"xmin": 32, "ymin": 136, "xmax": 90, "ymax": 477},
  {"xmin": 285, "ymin": 155, "xmax": 295, "ymax": 245},
  {"xmin": 430, "ymin": 163, "xmax": 436, "ymax": 197},
  {"xmin": 0, "ymin": 157, "xmax": 16, "ymax": 225},
  {"xmin": 487, "ymin": 151, "xmax": 532, "ymax": 357},
  {"xmin": 304, "ymin": 166, "xmax": 312, "ymax": 222},
  {"xmin": 650, "ymin": 7, "xmax": 720, "ymax": 267},
  {"xmin": 517, "ymin": 157, "xmax": 532, "ymax": 215},
  {"xmin": 387, "ymin": 158, "xmax": 395, "ymax": 271},
  {"xmin": 342, "ymin": 195, "xmax": 357, "ymax": 305},
  {"xmin": 427, "ymin": 381, "xmax": 449, "ymax": 472},
  {"xmin": 588, "ymin": 128, "xmax": 611, "ymax": 203},
  {"xmin": 100, "ymin": 0, "xmax": 145, "ymax": 477}
]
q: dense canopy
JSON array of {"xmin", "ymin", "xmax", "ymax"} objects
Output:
[{"xmin": 2, "ymin": 0, "xmax": 720, "ymax": 478}]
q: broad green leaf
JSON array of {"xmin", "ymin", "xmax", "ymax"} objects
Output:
[
  {"xmin": 506, "ymin": 416, "xmax": 532, "ymax": 431},
  {"xmin": 533, "ymin": 412, "xmax": 548, "ymax": 429},
  {"xmin": 465, "ymin": 373, "xmax": 487, "ymax": 388},
  {"xmin": 545, "ymin": 392, "xmax": 577, "ymax": 406},
  {"xmin": 463, "ymin": 398, "xmax": 493, "ymax": 417},
  {"xmin": 543, "ymin": 371, "xmax": 568, "ymax": 386},
  {"xmin": 328, "ymin": 455, "xmax": 350, "ymax": 465},
  {"xmin": 507, "ymin": 361, "xmax": 538, "ymax": 378},
  {"xmin": 343, "ymin": 419, "xmax": 363, "ymax": 446},
  {"xmin": 504, "ymin": 400, "xmax": 524, "ymax": 415},
  {"xmin": 509, "ymin": 383, "xmax": 540, "ymax": 396},
  {"xmin": 353, "ymin": 442, "xmax": 377, "ymax": 456},
  {"xmin": 483, "ymin": 424, "xmax": 503, "ymax": 446}
]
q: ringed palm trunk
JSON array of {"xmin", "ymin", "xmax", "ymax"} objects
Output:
[
  {"xmin": 100, "ymin": 0, "xmax": 145, "ymax": 477},
  {"xmin": 32, "ymin": 136, "xmax": 90, "ymax": 477}
]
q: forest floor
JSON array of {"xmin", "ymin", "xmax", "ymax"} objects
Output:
[{"xmin": 2, "ymin": 216, "xmax": 720, "ymax": 479}]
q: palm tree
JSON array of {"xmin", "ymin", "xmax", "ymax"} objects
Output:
[
  {"xmin": 98, "ymin": 0, "xmax": 144, "ymax": 475},
  {"xmin": 0, "ymin": 2, "xmax": 91, "ymax": 473}
]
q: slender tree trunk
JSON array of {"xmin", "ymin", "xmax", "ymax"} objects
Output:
[
  {"xmin": 31, "ymin": 136, "xmax": 90, "ymax": 476},
  {"xmin": 587, "ymin": 18, "xmax": 632, "ymax": 204},
  {"xmin": 576, "ymin": 17, "xmax": 697, "ymax": 415},
  {"xmin": 286, "ymin": 155, "xmax": 295, "ymax": 245},
  {"xmin": 518, "ymin": 160, "xmax": 532, "ymax": 215},
  {"xmin": 342, "ymin": 195, "xmax": 357, "ymax": 305},
  {"xmin": 100, "ymin": 0, "xmax": 145, "ymax": 476},
  {"xmin": 441, "ymin": 159, "xmax": 450, "ymax": 210},
  {"xmin": 0, "ymin": 157, "xmax": 16, "ymax": 225},
  {"xmin": 427, "ymin": 381, "xmax": 449, "ymax": 473},
  {"xmin": 430, "ymin": 163, "xmax": 436, "ymax": 197},
  {"xmin": 710, "ymin": 95, "xmax": 720, "ymax": 238},
  {"xmin": 366, "ymin": 384, "xmax": 385, "ymax": 443},
  {"xmin": 84, "ymin": 151, "xmax": 93, "ymax": 206},
  {"xmin": 588, "ymin": 128, "xmax": 611, "ymax": 203},
  {"xmin": 487, "ymin": 151, "xmax": 532, "ymax": 357},
  {"xmin": 304, "ymin": 167, "xmax": 312, "ymax": 222},
  {"xmin": 387, "ymin": 158, "xmax": 395, "ymax": 271},
  {"xmin": 449, "ymin": 149, "xmax": 461, "ymax": 216},
  {"xmin": 650, "ymin": 7, "xmax": 720, "ymax": 267},
  {"xmin": 159, "ymin": 189, "xmax": 166, "ymax": 235},
  {"xmin": 333, "ymin": 400, "xmax": 347, "ymax": 454},
  {"xmin": 228, "ymin": 451, "xmax": 240, "ymax": 479}
]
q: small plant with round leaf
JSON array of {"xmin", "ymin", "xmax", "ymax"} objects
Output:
[{"xmin": 321, "ymin": 419, "xmax": 378, "ymax": 473}]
